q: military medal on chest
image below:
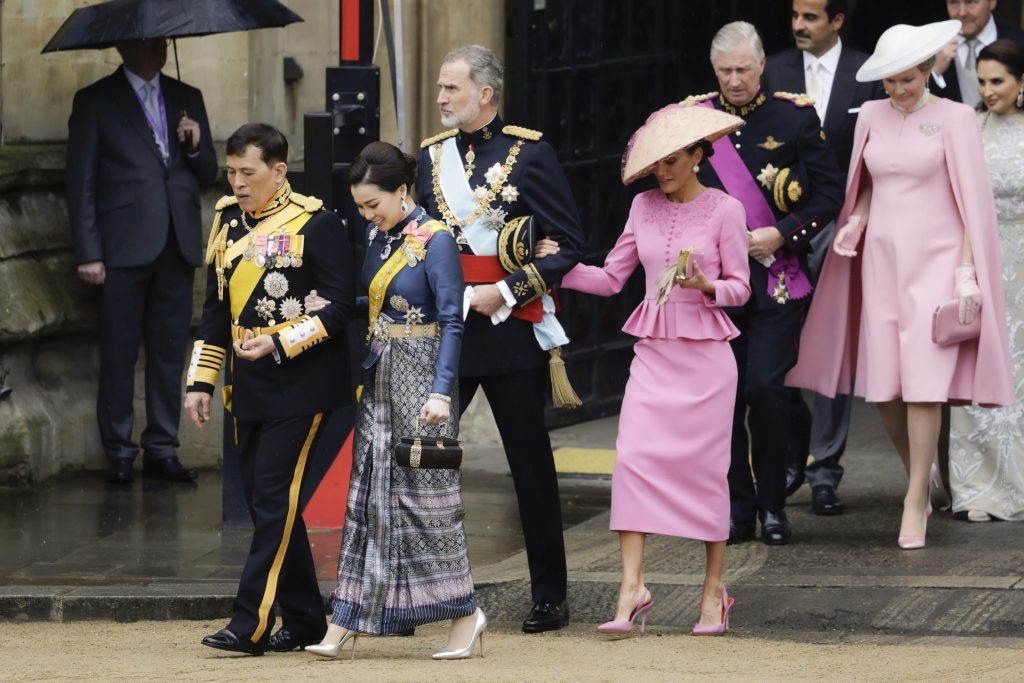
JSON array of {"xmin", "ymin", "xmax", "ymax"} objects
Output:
[
  {"xmin": 242, "ymin": 227, "xmax": 304, "ymax": 268},
  {"xmin": 431, "ymin": 139, "xmax": 524, "ymax": 233}
]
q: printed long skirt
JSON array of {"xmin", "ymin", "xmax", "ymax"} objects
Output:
[{"xmin": 330, "ymin": 336, "xmax": 475, "ymax": 634}]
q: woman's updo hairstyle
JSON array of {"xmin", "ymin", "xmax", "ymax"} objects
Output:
[
  {"xmin": 685, "ymin": 139, "xmax": 715, "ymax": 161},
  {"xmin": 347, "ymin": 141, "xmax": 418, "ymax": 192}
]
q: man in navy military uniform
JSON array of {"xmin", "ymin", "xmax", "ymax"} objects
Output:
[
  {"xmin": 691, "ymin": 22, "xmax": 844, "ymax": 545},
  {"xmin": 417, "ymin": 44, "xmax": 584, "ymax": 632},
  {"xmin": 764, "ymin": 0, "xmax": 884, "ymax": 516},
  {"xmin": 185, "ymin": 123, "xmax": 354, "ymax": 655}
]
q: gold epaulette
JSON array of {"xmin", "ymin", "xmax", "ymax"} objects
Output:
[
  {"xmin": 774, "ymin": 91, "xmax": 816, "ymax": 108},
  {"xmin": 215, "ymin": 195, "xmax": 238, "ymax": 211},
  {"xmin": 288, "ymin": 191, "xmax": 324, "ymax": 212},
  {"xmin": 502, "ymin": 125, "xmax": 543, "ymax": 141},
  {"xmin": 420, "ymin": 129, "xmax": 459, "ymax": 148},
  {"xmin": 680, "ymin": 91, "xmax": 719, "ymax": 106},
  {"xmin": 205, "ymin": 211, "xmax": 228, "ymax": 265}
]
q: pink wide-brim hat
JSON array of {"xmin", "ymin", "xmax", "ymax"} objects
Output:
[
  {"xmin": 856, "ymin": 20, "xmax": 962, "ymax": 82},
  {"xmin": 621, "ymin": 102, "xmax": 744, "ymax": 185}
]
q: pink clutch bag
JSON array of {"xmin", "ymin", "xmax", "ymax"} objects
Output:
[{"xmin": 932, "ymin": 300, "xmax": 981, "ymax": 347}]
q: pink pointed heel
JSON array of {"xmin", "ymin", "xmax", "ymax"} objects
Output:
[
  {"xmin": 597, "ymin": 588, "xmax": 653, "ymax": 634},
  {"xmin": 898, "ymin": 500, "xmax": 932, "ymax": 550},
  {"xmin": 692, "ymin": 586, "xmax": 734, "ymax": 636}
]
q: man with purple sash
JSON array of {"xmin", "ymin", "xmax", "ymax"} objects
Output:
[
  {"xmin": 686, "ymin": 21, "xmax": 844, "ymax": 545},
  {"xmin": 67, "ymin": 38, "xmax": 218, "ymax": 484}
]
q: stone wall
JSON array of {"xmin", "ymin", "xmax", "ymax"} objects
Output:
[{"xmin": 0, "ymin": 2, "xmax": 508, "ymax": 486}]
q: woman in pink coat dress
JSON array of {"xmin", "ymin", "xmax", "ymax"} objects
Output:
[
  {"xmin": 539, "ymin": 104, "xmax": 750, "ymax": 635},
  {"xmin": 787, "ymin": 21, "xmax": 1015, "ymax": 550}
]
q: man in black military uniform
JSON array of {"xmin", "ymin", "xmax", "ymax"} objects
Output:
[
  {"xmin": 184, "ymin": 123, "xmax": 354, "ymax": 655},
  {"xmin": 691, "ymin": 21, "xmax": 844, "ymax": 545},
  {"xmin": 764, "ymin": 0, "xmax": 884, "ymax": 516},
  {"xmin": 417, "ymin": 44, "xmax": 584, "ymax": 632}
]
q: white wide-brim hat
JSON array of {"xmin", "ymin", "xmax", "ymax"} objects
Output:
[
  {"xmin": 621, "ymin": 103, "xmax": 744, "ymax": 185},
  {"xmin": 856, "ymin": 19, "xmax": 962, "ymax": 82}
]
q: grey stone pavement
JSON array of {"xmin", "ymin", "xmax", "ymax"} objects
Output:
[{"xmin": 2, "ymin": 398, "xmax": 1023, "ymax": 645}]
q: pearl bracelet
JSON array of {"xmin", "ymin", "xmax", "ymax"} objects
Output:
[{"xmin": 428, "ymin": 393, "xmax": 451, "ymax": 404}]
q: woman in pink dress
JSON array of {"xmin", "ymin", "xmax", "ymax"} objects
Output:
[
  {"xmin": 539, "ymin": 104, "xmax": 750, "ymax": 635},
  {"xmin": 787, "ymin": 21, "xmax": 1015, "ymax": 549}
]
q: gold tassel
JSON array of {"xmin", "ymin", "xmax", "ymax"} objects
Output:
[{"xmin": 548, "ymin": 347, "xmax": 582, "ymax": 409}]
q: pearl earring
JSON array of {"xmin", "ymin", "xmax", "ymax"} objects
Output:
[
  {"xmin": 400, "ymin": 195, "xmax": 409, "ymax": 213},
  {"xmin": 693, "ymin": 165, "xmax": 700, "ymax": 173}
]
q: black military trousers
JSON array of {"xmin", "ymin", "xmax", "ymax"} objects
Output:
[
  {"xmin": 98, "ymin": 233, "xmax": 193, "ymax": 462},
  {"xmin": 227, "ymin": 413, "xmax": 327, "ymax": 647},
  {"xmin": 459, "ymin": 367, "xmax": 567, "ymax": 605},
  {"xmin": 728, "ymin": 299, "xmax": 807, "ymax": 521}
]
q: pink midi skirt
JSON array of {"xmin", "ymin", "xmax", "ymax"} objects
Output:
[{"xmin": 610, "ymin": 337, "xmax": 736, "ymax": 541}]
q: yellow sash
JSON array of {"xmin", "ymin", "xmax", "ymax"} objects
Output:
[
  {"xmin": 366, "ymin": 221, "xmax": 447, "ymax": 333},
  {"xmin": 229, "ymin": 208, "xmax": 313, "ymax": 321}
]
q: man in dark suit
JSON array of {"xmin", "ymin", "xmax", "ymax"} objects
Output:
[
  {"xmin": 932, "ymin": 0, "xmax": 1024, "ymax": 106},
  {"xmin": 763, "ymin": 0, "xmax": 883, "ymax": 516},
  {"xmin": 418, "ymin": 45, "xmax": 583, "ymax": 632},
  {"xmin": 67, "ymin": 38, "xmax": 218, "ymax": 484}
]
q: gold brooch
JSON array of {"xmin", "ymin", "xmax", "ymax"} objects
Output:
[{"xmin": 758, "ymin": 136, "xmax": 784, "ymax": 150}]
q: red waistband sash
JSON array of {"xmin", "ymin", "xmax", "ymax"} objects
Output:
[{"xmin": 460, "ymin": 254, "xmax": 547, "ymax": 323}]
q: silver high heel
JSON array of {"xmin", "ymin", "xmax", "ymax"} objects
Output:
[
  {"xmin": 432, "ymin": 609, "xmax": 487, "ymax": 660},
  {"xmin": 305, "ymin": 629, "xmax": 358, "ymax": 660}
]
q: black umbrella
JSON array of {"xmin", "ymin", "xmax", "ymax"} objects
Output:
[{"xmin": 42, "ymin": 0, "xmax": 303, "ymax": 78}]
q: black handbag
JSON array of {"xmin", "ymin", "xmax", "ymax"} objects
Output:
[{"xmin": 394, "ymin": 419, "xmax": 463, "ymax": 469}]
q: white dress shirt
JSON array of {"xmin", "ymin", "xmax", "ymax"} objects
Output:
[
  {"xmin": 123, "ymin": 68, "xmax": 169, "ymax": 160},
  {"xmin": 803, "ymin": 39, "xmax": 842, "ymax": 125}
]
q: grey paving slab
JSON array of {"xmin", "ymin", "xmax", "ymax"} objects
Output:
[{"xmin": 1, "ymin": 400, "xmax": 1023, "ymax": 645}]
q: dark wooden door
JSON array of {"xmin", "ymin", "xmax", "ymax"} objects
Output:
[{"xmin": 505, "ymin": 0, "xmax": 968, "ymax": 427}]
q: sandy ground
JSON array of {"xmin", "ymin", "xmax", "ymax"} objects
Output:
[{"xmin": 1, "ymin": 621, "xmax": 1021, "ymax": 682}]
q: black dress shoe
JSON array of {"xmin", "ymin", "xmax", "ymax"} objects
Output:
[
  {"xmin": 201, "ymin": 628, "xmax": 264, "ymax": 656},
  {"xmin": 142, "ymin": 456, "xmax": 198, "ymax": 482},
  {"xmin": 522, "ymin": 601, "xmax": 569, "ymax": 633},
  {"xmin": 106, "ymin": 460, "xmax": 134, "ymax": 484},
  {"xmin": 267, "ymin": 627, "xmax": 325, "ymax": 652},
  {"xmin": 811, "ymin": 485, "xmax": 844, "ymax": 516},
  {"xmin": 727, "ymin": 517, "xmax": 756, "ymax": 545},
  {"xmin": 759, "ymin": 510, "xmax": 792, "ymax": 545},
  {"xmin": 785, "ymin": 463, "xmax": 806, "ymax": 497}
]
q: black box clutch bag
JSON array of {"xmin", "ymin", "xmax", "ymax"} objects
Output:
[{"xmin": 394, "ymin": 420, "xmax": 463, "ymax": 469}]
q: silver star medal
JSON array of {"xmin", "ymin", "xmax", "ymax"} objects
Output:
[
  {"xmin": 406, "ymin": 305, "xmax": 424, "ymax": 325},
  {"xmin": 501, "ymin": 185, "xmax": 520, "ymax": 203},
  {"xmin": 484, "ymin": 162, "xmax": 505, "ymax": 187},
  {"xmin": 482, "ymin": 206, "xmax": 507, "ymax": 231},
  {"xmin": 279, "ymin": 296, "xmax": 303, "ymax": 321},
  {"xmin": 255, "ymin": 297, "xmax": 277, "ymax": 325},
  {"xmin": 263, "ymin": 271, "xmax": 289, "ymax": 298},
  {"xmin": 756, "ymin": 163, "xmax": 779, "ymax": 189}
]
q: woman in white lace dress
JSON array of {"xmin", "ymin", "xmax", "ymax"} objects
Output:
[{"xmin": 950, "ymin": 40, "xmax": 1024, "ymax": 522}]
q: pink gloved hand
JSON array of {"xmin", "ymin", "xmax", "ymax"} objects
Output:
[
  {"xmin": 832, "ymin": 215, "xmax": 865, "ymax": 257},
  {"xmin": 955, "ymin": 265, "xmax": 982, "ymax": 325}
]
